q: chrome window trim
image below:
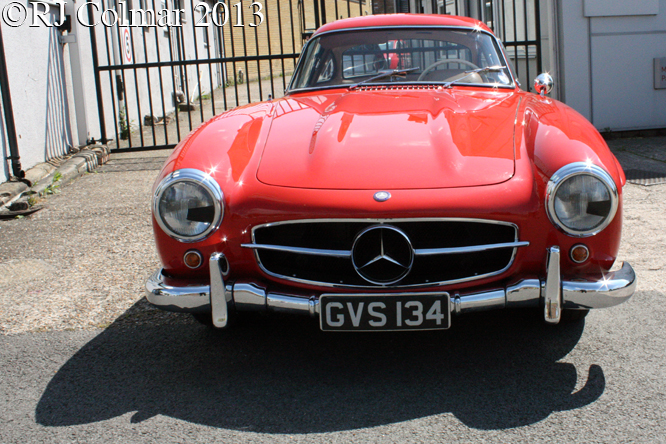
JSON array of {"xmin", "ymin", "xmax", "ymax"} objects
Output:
[
  {"xmin": 287, "ymin": 25, "xmax": 516, "ymax": 94},
  {"xmin": 153, "ymin": 168, "xmax": 224, "ymax": 243},
  {"xmin": 545, "ymin": 162, "xmax": 619, "ymax": 238},
  {"xmin": 245, "ymin": 218, "xmax": 526, "ymax": 289}
]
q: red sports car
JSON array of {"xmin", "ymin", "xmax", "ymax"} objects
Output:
[{"xmin": 146, "ymin": 14, "xmax": 636, "ymax": 331}]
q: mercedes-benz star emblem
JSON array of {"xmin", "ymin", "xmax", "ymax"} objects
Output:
[
  {"xmin": 373, "ymin": 191, "xmax": 391, "ymax": 202},
  {"xmin": 351, "ymin": 225, "xmax": 414, "ymax": 285}
]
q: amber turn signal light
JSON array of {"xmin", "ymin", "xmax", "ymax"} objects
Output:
[
  {"xmin": 570, "ymin": 244, "xmax": 590, "ymax": 264},
  {"xmin": 184, "ymin": 250, "xmax": 203, "ymax": 269}
]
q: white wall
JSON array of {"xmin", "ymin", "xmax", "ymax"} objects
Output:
[
  {"xmin": 79, "ymin": 0, "xmax": 225, "ymax": 146},
  {"xmin": 0, "ymin": 0, "xmax": 73, "ymax": 183},
  {"xmin": 558, "ymin": 0, "xmax": 666, "ymax": 131}
]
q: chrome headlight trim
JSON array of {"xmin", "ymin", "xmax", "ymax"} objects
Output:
[
  {"xmin": 153, "ymin": 168, "xmax": 224, "ymax": 243},
  {"xmin": 545, "ymin": 162, "xmax": 618, "ymax": 237}
]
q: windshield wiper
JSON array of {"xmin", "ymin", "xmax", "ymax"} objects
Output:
[
  {"xmin": 442, "ymin": 65, "xmax": 507, "ymax": 89},
  {"xmin": 349, "ymin": 67, "xmax": 421, "ymax": 90}
]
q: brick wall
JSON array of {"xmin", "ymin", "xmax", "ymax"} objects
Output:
[{"xmin": 216, "ymin": 0, "xmax": 370, "ymax": 85}]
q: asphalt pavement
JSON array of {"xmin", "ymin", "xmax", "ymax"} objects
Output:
[{"xmin": 1, "ymin": 138, "xmax": 665, "ymax": 443}]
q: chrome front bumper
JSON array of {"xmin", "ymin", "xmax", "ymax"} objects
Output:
[{"xmin": 145, "ymin": 247, "xmax": 636, "ymax": 326}]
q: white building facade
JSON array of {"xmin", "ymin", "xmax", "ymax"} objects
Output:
[{"xmin": 555, "ymin": 0, "xmax": 666, "ymax": 131}]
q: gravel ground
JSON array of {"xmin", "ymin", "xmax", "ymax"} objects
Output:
[
  {"xmin": 0, "ymin": 151, "xmax": 188, "ymax": 334},
  {"xmin": 0, "ymin": 138, "xmax": 665, "ymax": 442}
]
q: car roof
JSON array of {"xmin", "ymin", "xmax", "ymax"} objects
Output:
[{"xmin": 314, "ymin": 14, "xmax": 492, "ymax": 36}]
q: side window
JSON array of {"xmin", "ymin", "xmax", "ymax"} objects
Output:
[
  {"xmin": 316, "ymin": 56, "xmax": 334, "ymax": 84},
  {"xmin": 291, "ymin": 39, "xmax": 323, "ymax": 89}
]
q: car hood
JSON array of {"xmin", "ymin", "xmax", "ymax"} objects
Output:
[{"xmin": 257, "ymin": 88, "xmax": 519, "ymax": 190}]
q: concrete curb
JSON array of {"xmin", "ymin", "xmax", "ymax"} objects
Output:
[
  {"xmin": 31, "ymin": 145, "xmax": 110, "ymax": 196},
  {"xmin": 0, "ymin": 144, "xmax": 110, "ymax": 211},
  {"xmin": 0, "ymin": 181, "xmax": 29, "ymax": 207}
]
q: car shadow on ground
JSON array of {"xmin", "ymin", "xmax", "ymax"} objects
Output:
[{"xmin": 36, "ymin": 302, "xmax": 603, "ymax": 432}]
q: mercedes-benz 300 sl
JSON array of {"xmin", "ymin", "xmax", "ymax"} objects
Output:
[{"xmin": 146, "ymin": 14, "xmax": 636, "ymax": 331}]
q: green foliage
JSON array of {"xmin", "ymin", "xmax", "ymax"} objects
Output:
[
  {"xmin": 43, "ymin": 172, "xmax": 62, "ymax": 195},
  {"xmin": 119, "ymin": 108, "xmax": 130, "ymax": 140}
]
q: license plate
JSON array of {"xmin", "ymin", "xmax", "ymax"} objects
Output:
[{"xmin": 319, "ymin": 293, "xmax": 451, "ymax": 332}]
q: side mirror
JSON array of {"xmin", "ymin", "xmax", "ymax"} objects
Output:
[{"xmin": 534, "ymin": 73, "xmax": 554, "ymax": 97}]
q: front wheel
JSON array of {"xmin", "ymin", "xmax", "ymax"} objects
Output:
[
  {"xmin": 192, "ymin": 310, "xmax": 262, "ymax": 329},
  {"xmin": 192, "ymin": 312, "xmax": 214, "ymax": 327},
  {"xmin": 559, "ymin": 309, "xmax": 589, "ymax": 323},
  {"xmin": 191, "ymin": 312, "xmax": 238, "ymax": 329}
]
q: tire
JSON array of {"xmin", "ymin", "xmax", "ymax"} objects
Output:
[
  {"xmin": 559, "ymin": 309, "xmax": 589, "ymax": 323},
  {"xmin": 192, "ymin": 311, "xmax": 244, "ymax": 329},
  {"xmin": 192, "ymin": 312, "xmax": 215, "ymax": 327}
]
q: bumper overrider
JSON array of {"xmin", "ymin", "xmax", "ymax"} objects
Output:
[{"xmin": 146, "ymin": 247, "xmax": 636, "ymax": 327}]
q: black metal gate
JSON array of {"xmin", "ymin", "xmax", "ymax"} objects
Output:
[
  {"xmin": 302, "ymin": 0, "xmax": 544, "ymax": 92},
  {"xmin": 88, "ymin": 0, "xmax": 544, "ymax": 152}
]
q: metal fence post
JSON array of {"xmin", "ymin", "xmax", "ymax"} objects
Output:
[
  {"xmin": 0, "ymin": 21, "xmax": 24, "ymax": 179},
  {"xmin": 87, "ymin": 0, "xmax": 108, "ymax": 144},
  {"xmin": 63, "ymin": 0, "xmax": 92, "ymax": 147}
]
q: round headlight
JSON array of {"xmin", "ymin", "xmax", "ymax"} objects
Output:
[
  {"xmin": 546, "ymin": 163, "xmax": 618, "ymax": 237},
  {"xmin": 153, "ymin": 169, "xmax": 224, "ymax": 242}
]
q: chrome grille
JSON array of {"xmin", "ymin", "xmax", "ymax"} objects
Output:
[{"xmin": 243, "ymin": 219, "xmax": 528, "ymax": 288}]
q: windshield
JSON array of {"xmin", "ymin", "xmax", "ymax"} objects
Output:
[{"xmin": 289, "ymin": 27, "xmax": 514, "ymax": 92}]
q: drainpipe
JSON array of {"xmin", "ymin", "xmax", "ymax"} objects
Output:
[{"xmin": 0, "ymin": 22, "xmax": 24, "ymax": 179}]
